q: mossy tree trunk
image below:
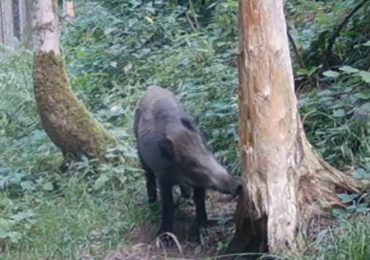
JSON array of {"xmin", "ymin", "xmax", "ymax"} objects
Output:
[
  {"xmin": 226, "ymin": 0, "xmax": 358, "ymax": 256},
  {"xmin": 32, "ymin": 0, "xmax": 115, "ymax": 165}
]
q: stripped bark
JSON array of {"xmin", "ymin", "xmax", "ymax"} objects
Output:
[{"xmin": 227, "ymin": 0, "xmax": 358, "ymax": 256}]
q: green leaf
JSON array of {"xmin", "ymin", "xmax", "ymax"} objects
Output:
[
  {"xmin": 20, "ymin": 181, "xmax": 36, "ymax": 191},
  {"xmin": 337, "ymin": 193, "xmax": 359, "ymax": 203},
  {"xmin": 355, "ymin": 203, "xmax": 369, "ymax": 214},
  {"xmin": 144, "ymin": 16, "xmax": 154, "ymax": 24},
  {"xmin": 363, "ymin": 40, "xmax": 370, "ymax": 47},
  {"xmin": 333, "ymin": 109, "xmax": 345, "ymax": 117},
  {"xmin": 339, "ymin": 66, "xmax": 359, "ymax": 73},
  {"xmin": 353, "ymin": 168, "xmax": 370, "ymax": 179},
  {"xmin": 10, "ymin": 209, "xmax": 35, "ymax": 222},
  {"xmin": 93, "ymin": 174, "xmax": 110, "ymax": 190},
  {"xmin": 42, "ymin": 182, "xmax": 54, "ymax": 191},
  {"xmin": 359, "ymin": 71, "xmax": 370, "ymax": 83},
  {"xmin": 0, "ymin": 230, "xmax": 22, "ymax": 243},
  {"xmin": 332, "ymin": 208, "xmax": 349, "ymax": 218},
  {"xmin": 323, "ymin": 70, "xmax": 339, "ymax": 78},
  {"xmin": 355, "ymin": 91, "xmax": 370, "ymax": 100}
]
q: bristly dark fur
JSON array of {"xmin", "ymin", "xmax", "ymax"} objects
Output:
[{"xmin": 133, "ymin": 85, "xmax": 241, "ymax": 247}]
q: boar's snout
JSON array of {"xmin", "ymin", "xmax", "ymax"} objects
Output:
[
  {"xmin": 222, "ymin": 175, "xmax": 242, "ymax": 196},
  {"xmin": 202, "ymin": 155, "xmax": 242, "ymax": 196},
  {"xmin": 209, "ymin": 165, "xmax": 242, "ymax": 196}
]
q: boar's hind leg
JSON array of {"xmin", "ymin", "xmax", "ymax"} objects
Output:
[
  {"xmin": 138, "ymin": 154, "xmax": 157, "ymax": 203},
  {"xmin": 193, "ymin": 187, "xmax": 208, "ymax": 239}
]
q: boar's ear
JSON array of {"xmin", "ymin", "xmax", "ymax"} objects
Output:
[
  {"xmin": 181, "ymin": 117, "xmax": 196, "ymax": 132},
  {"xmin": 159, "ymin": 137, "xmax": 175, "ymax": 160}
]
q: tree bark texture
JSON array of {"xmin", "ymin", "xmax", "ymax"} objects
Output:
[
  {"xmin": 20, "ymin": 0, "xmax": 33, "ymax": 47},
  {"xmin": 32, "ymin": 0, "xmax": 115, "ymax": 162},
  {"xmin": 227, "ymin": 0, "xmax": 358, "ymax": 256},
  {"xmin": 0, "ymin": 0, "xmax": 15, "ymax": 47}
]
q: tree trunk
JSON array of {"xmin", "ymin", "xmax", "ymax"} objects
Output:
[
  {"xmin": 19, "ymin": 0, "xmax": 32, "ymax": 48},
  {"xmin": 0, "ymin": 0, "xmax": 15, "ymax": 47},
  {"xmin": 31, "ymin": 0, "xmax": 116, "ymax": 165},
  {"xmin": 63, "ymin": 1, "xmax": 76, "ymax": 19},
  {"xmin": 0, "ymin": 2, "xmax": 2, "ymax": 44},
  {"xmin": 226, "ymin": 0, "xmax": 358, "ymax": 256}
]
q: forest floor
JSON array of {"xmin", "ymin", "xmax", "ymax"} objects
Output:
[
  {"xmin": 99, "ymin": 187, "xmax": 370, "ymax": 260},
  {"xmin": 105, "ymin": 191, "xmax": 239, "ymax": 260}
]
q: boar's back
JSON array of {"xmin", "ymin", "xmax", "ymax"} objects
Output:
[{"xmin": 134, "ymin": 85, "xmax": 193, "ymax": 174}]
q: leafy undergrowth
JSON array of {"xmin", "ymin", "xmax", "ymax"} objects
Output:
[
  {"xmin": 0, "ymin": 46, "xmax": 145, "ymax": 259},
  {"xmin": 303, "ymin": 215, "xmax": 370, "ymax": 260},
  {"xmin": 1, "ymin": 0, "xmax": 370, "ymax": 259}
]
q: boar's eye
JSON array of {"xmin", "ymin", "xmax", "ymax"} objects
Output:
[
  {"xmin": 181, "ymin": 117, "xmax": 196, "ymax": 132},
  {"xmin": 182, "ymin": 158, "xmax": 199, "ymax": 171}
]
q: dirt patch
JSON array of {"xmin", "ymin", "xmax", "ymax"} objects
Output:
[{"xmin": 106, "ymin": 191, "xmax": 239, "ymax": 260}]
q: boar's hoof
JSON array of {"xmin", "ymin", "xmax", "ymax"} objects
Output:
[
  {"xmin": 156, "ymin": 231, "xmax": 176, "ymax": 249},
  {"xmin": 198, "ymin": 227, "xmax": 209, "ymax": 245},
  {"xmin": 190, "ymin": 225, "xmax": 209, "ymax": 244}
]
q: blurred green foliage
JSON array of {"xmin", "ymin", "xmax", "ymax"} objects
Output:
[{"xmin": 63, "ymin": 0, "xmax": 240, "ymax": 172}]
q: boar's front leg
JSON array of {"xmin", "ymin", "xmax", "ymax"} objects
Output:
[
  {"xmin": 193, "ymin": 187, "xmax": 208, "ymax": 243},
  {"xmin": 180, "ymin": 184, "xmax": 191, "ymax": 199},
  {"xmin": 157, "ymin": 178, "xmax": 175, "ymax": 247},
  {"xmin": 138, "ymin": 154, "xmax": 157, "ymax": 203}
]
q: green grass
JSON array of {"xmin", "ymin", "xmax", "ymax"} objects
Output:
[
  {"xmin": 0, "ymin": 173, "xmax": 148, "ymax": 260},
  {"xmin": 303, "ymin": 216, "xmax": 370, "ymax": 260}
]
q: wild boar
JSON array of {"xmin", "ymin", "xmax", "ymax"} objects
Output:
[{"xmin": 133, "ymin": 85, "xmax": 241, "ymax": 246}]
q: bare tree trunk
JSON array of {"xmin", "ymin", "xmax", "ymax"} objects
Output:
[
  {"xmin": 226, "ymin": 0, "xmax": 358, "ymax": 256},
  {"xmin": 64, "ymin": 1, "xmax": 76, "ymax": 18},
  {"xmin": 0, "ymin": 2, "xmax": 2, "ymax": 44},
  {"xmin": 23, "ymin": 0, "xmax": 33, "ymax": 48},
  {"xmin": 0, "ymin": 0, "xmax": 15, "ymax": 47},
  {"xmin": 19, "ymin": 0, "xmax": 31, "ymax": 46},
  {"xmin": 31, "ymin": 0, "xmax": 116, "ymax": 165}
]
